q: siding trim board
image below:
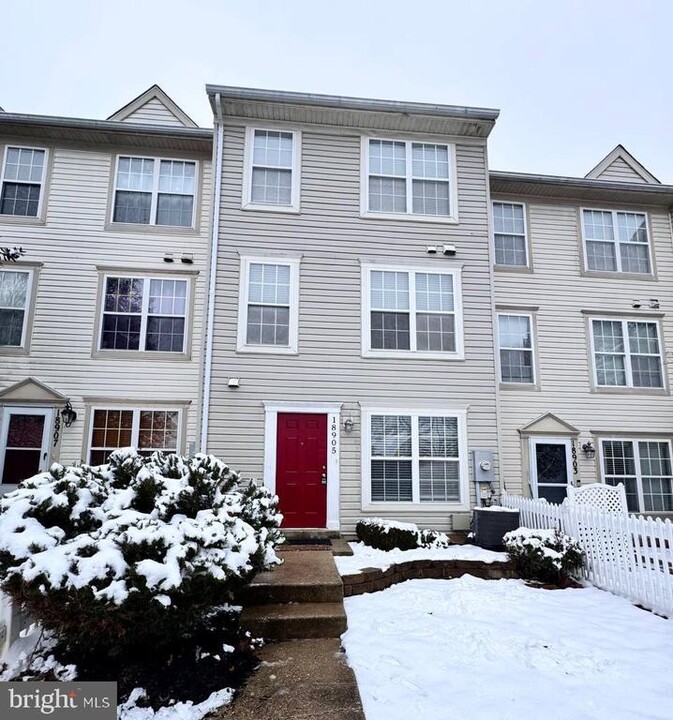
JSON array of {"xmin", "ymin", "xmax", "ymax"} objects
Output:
[{"xmin": 263, "ymin": 402, "xmax": 342, "ymax": 530}]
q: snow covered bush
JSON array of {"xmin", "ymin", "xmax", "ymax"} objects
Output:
[
  {"xmin": 356, "ymin": 518, "xmax": 451, "ymax": 552},
  {"xmin": 0, "ymin": 449, "xmax": 283, "ymax": 656},
  {"xmin": 503, "ymin": 527, "xmax": 584, "ymax": 585}
]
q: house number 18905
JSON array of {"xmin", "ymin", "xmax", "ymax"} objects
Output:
[{"xmin": 330, "ymin": 416, "xmax": 338, "ymax": 455}]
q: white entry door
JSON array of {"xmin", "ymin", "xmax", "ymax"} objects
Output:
[
  {"xmin": 0, "ymin": 406, "xmax": 53, "ymax": 485},
  {"xmin": 529, "ymin": 436, "xmax": 573, "ymax": 503}
]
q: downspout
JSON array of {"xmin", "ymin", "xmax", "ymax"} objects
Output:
[{"xmin": 200, "ymin": 93, "xmax": 224, "ymax": 453}]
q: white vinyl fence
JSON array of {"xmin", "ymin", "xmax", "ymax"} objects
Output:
[{"xmin": 501, "ymin": 493, "xmax": 673, "ymax": 618}]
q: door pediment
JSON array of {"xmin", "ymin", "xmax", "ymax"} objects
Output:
[
  {"xmin": 0, "ymin": 378, "xmax": 67, "ymax": 405},
  {"xmin": 519, "ymin": 412, "xmax": 579, "ymax": 436}
]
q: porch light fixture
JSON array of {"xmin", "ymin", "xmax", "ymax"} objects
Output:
[
  {"xmin": 343, "ymin": 416, "xmax": 355, "ymax": 433},
  {"xmin": 581, "ymin": 441, "xmax": 596, "ymax": 459},
  {"xmin": 61, "ymin": 401, "xmax": 78, "ymax": 428}
]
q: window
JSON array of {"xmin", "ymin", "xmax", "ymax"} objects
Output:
[
  {"xmin": 99, "ymin": 275, "xmax": 188, "ymax": 353},
  {"xmin": 244, "ymin": 129, "xmax": 300, "ymax": 211},
  {"xmin": 112, "ymin": 156, "xmax": 196, "ymax": 227},
  {"xmin": 498, "ymin": 314, "xmax": 535, "ymax": 384},
  {"xmin": 591, "ymin": 318, "xmax": 664, "ymax": 389},
  {"xmin": 601, "ymin": 439, "xmax": 673, "ymax": 512},
  {"xmin": 0, "ymin": 146, "xmax": 47, "ymax": 217},
  {"xmin": 364, "ymin": 409, "xmax": 466, "ymax": 505},
  {"xmin": 363, "ymin": 266, "xmax": 463, "ymax": 358},
  {"xmin": 88, "ymin": 408, "xmax": 180, "ymax": 465},
  {"xmin": 0, "ymin": 270, "xmax": 31, "ymax": 347},
  {"xmin": 237, "ymin": 257, "xmax": 300, "ymax": 353},
  {"xmin": 493, "ymin": 202, "xmax": 528, "ymax": 266},
  {"xmin": 582, "ymin": 209, "xmax": 651, "ymax": 274},
  {"xmin": 363, "ymin": 138, "xmax": 457, "ymax": 220}
]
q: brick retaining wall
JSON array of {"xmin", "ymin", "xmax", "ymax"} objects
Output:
[{"xmin": 342, "ymin": 559, "xmax": 517, "ymax": 596}]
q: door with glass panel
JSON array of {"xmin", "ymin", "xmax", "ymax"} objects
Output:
[
  {"xmin": 529, "ymin": 437, "xmax": 572, "ymax": 503},
  {"xmin": 0, "ymin": 406, "xmax": 53, "ymax": 484}
]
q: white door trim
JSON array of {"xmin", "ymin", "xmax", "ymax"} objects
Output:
[
  {"xmin": 528, "ymin": 436, "xmax": 573, "ymax": 500},
  {"xmin": 263, "ymin": 403, "xmax": 342, "ymax": 530},
  {"xmin": 0, "ymin": 405, "xmax": 54, "ymax": 485}
]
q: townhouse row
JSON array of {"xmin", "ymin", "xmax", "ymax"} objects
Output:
[{"xmin": 1, "ymin": 85, "xmax": 671, "ymax": 532}]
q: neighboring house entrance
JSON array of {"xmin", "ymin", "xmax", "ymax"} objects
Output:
[
  {"xmin": 276, "ymin": 413, "xmax": 327, "ymax": 528},
  {"xmin": 0, "ymin": 406, "xmax": 53, "ymax": 484},
  {"xmin": 529, "ymin": 436, "xmax": 572, "ymax": 503}
]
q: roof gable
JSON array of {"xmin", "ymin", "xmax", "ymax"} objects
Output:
[
  {"xmin": 519, "ymin": 412, "xmax": 579, "ymax": 436},
  {"xmin": 0, "ymin": 377, "xmax": 67, "ymax": 404},
  {"xmin": 108, "ymin": 85, "xmax": 198, "ymax": 128},
  {"xmin": 585, "ymin": 145, "xmax": 660, "ymax": 184}
]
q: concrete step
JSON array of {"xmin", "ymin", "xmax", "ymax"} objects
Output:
[
  {"xmin": 330, "ymin": 537, "xmax": 354, "ymax": 556},
  {"xmin": 241, "ymin": 602, "xmax": 347, "ymax": 640},
  {"xmin": 283, "ymin": 528, "xmax": 341, "ymax": 540},
  {"xmin": 240, "ymin": 549, "xmax": 344, "ymax": 605}
]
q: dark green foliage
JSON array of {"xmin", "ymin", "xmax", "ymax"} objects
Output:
[
  {"xmin": 356, "ymin": 518, "xmax": 450, "ymax": 551},
  {"xmin": 503, "ymin": 528, "xmax": 585, "ymax": 585}
]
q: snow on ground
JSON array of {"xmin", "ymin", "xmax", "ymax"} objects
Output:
[
  {"xmin": 334, "ymin": 542, "xmax": 507, "ymax": 576},
  {"xmin": 342, "ymin": 576, "xmax": 673, "ymax": 720},
  {"xmin": 117, "ymin": 687, "xmax": 233, "ymax": 720}
]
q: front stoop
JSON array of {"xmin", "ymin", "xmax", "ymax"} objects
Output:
[{"xmin": 240, "ymin": 549, "xmax": 347, "ymax": 640}]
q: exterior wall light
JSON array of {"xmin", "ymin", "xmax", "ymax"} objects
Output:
[
  {"xmin": 61, "ymin": 401, "xmax": 78, "ymax": 427},
  {"xmin": 581, "ymin": 441, "xmax": 596, "ymax": 459},
  {"xmin": 343, "ymin": 417, "xmax": 355, "ymax": 433}
]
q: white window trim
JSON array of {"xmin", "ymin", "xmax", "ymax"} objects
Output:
[
  {"xmin": 236, "ymin": 255, "xmax": 300, "ymax": 355},
  {"xmin": 493, "ymin": 201, "xmax": 529, "ymax": 267},
  {"xmin": 360, "ymin": 136, "xmax": 459, "ymax": 223},
  {"xmin": 87, "ymin": 406, "xmax": 183, "ymax": 463},
  {"xmin": 580, "ymin": 207, "xmax": 652, "ymax": 275},
  {"xmin": 598, "ymin": 437, "xmax": 673, "ymax": 513},
  {"xmin": 528, "ymin": 436, "xmax": 573, "ymax": 500},
  {"xmin": 361, "ymin": 263, "xmax": 464, "ymax": 360},
  {"xmin": 263, "ymin": 402, "xmax": 341, "ymax": 530},
  {"xmin": 242, "ymin": 127, "xmax": 302, "ymax": 213},
  {"xmin": 98, "ymin": 273, "xmax": 190, "ymax": 354},
  {"xmin": 0, "ymin": 406, "xmax": 54, "ymax": 485},
  {"xmin": 497, "ymin": 312, "xmax": 536, "ymax": 385},
  {"xmin": 361, "ymin": 406, "xmax": 469, "ymax": 511},
  {"xmin": 110, "ymin": 155, "xmax": 198, "ymax": 228},
  {"xmin": 1, "ymin": 145, "xmax": 49, "ymax": 218},
  {"xmin": 589, "ymin": 316, "xmax": 665, "ymax": 390},
  {"xmin": 0, "ymin": 267, "xmax": 34, "ymax": 349}
]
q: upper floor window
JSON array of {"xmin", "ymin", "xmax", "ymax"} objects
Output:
[
  {"xmin": 112, "ymin": 156, "xmax": 196, "ymax": 227},
  {"xmin": 363, "ymin": 139, "xmax": 457, "ymax": 221},
  {"xmin": 582, "ymin": 209, "xmax": 651, "ymax": 274},
  {"xmin": 0, "ymin": 269, "xmax": 31, "ymax": 347},
  {"xmin": 493, "ymin": 202, "xmax": 528, "ymax": 266},
  {"xmin": 601, "ymin": 439, "xmax": 672, "ymax": 512},
  {"xmin": 362, "ymin": 265, "xmax": 463, "ymax": 359},
  {"xmin": 243, "ymin": 129, "xmax": 300, "ymax": 212},
  {"xmin": 0, "ymin": 147, "xmax": 47, "ymax": 217},
  {"xmin": 99, "ymin": 275, "xmax": 188, "ymax": 353},
  {"xmin": 237, "ymin": 256, "xmax": 300, "ymax": 353},
  {"xmin": 591, "ymin": 318, "xmax": 664, "ymax": 389},
  {"xmin": 88, "ymin": 408, "xmax": 180, "ymax": 465},
  {"xmin": 498, "ymin": 313, "xmax": 535, "ymax": 384}
]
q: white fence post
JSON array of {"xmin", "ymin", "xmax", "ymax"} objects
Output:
[{"xmin": 501, "ymin": 492, "xmax": 673, "ymax": 618}]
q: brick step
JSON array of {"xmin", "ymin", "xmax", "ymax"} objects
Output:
[{"xmin": 241, "ymin": 602, "xmax": 347, "ymax": 640}]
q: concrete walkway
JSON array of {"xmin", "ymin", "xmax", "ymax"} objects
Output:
[
  {"xmin": 221, "ymin": 548, "xmax": 366, "ymax": 719},
  {"xmin": 216, "ymin": 639, "xmax": 365, "ymax": 720}
]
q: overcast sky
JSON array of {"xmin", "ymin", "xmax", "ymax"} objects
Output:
[{"xmin": 3, "ymin": 0, "xmax": 671, "ymax": 180}]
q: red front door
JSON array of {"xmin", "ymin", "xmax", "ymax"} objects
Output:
[{"xmin": 276, "ymin": 413, "xmax": 327, "ymax": 528}]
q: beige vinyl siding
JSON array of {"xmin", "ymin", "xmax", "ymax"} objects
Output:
[
  {"xmin": 208, "ymin": 124, "xmax": 499, "ymax": 533},
  {"xmin": 120, "ymin": 98, "xmax": 186, "ymax": 127},
  {"xmin": 594, "ymin": 158, "xmax": 649, "ymax": 184},
  {"xmin": 493, "ymin": 197, "xmax": 673, "ymax": 501},
  {"xmin": 0, "ymin": 144, "xmax": 211, "ymax": 469}
]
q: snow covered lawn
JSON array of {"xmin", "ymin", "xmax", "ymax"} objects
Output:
[
  {"xmin": 334, "ymin": 542, "xmax": 507, "ymax": 576},
  {"xmin": 342, "ymin": 576, "xmax": 673, "ymax": 720}
]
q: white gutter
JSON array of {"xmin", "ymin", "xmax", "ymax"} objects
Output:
[{"xmin": 200, "ymin": 93, "xmax": 223, "ymax": 453}]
